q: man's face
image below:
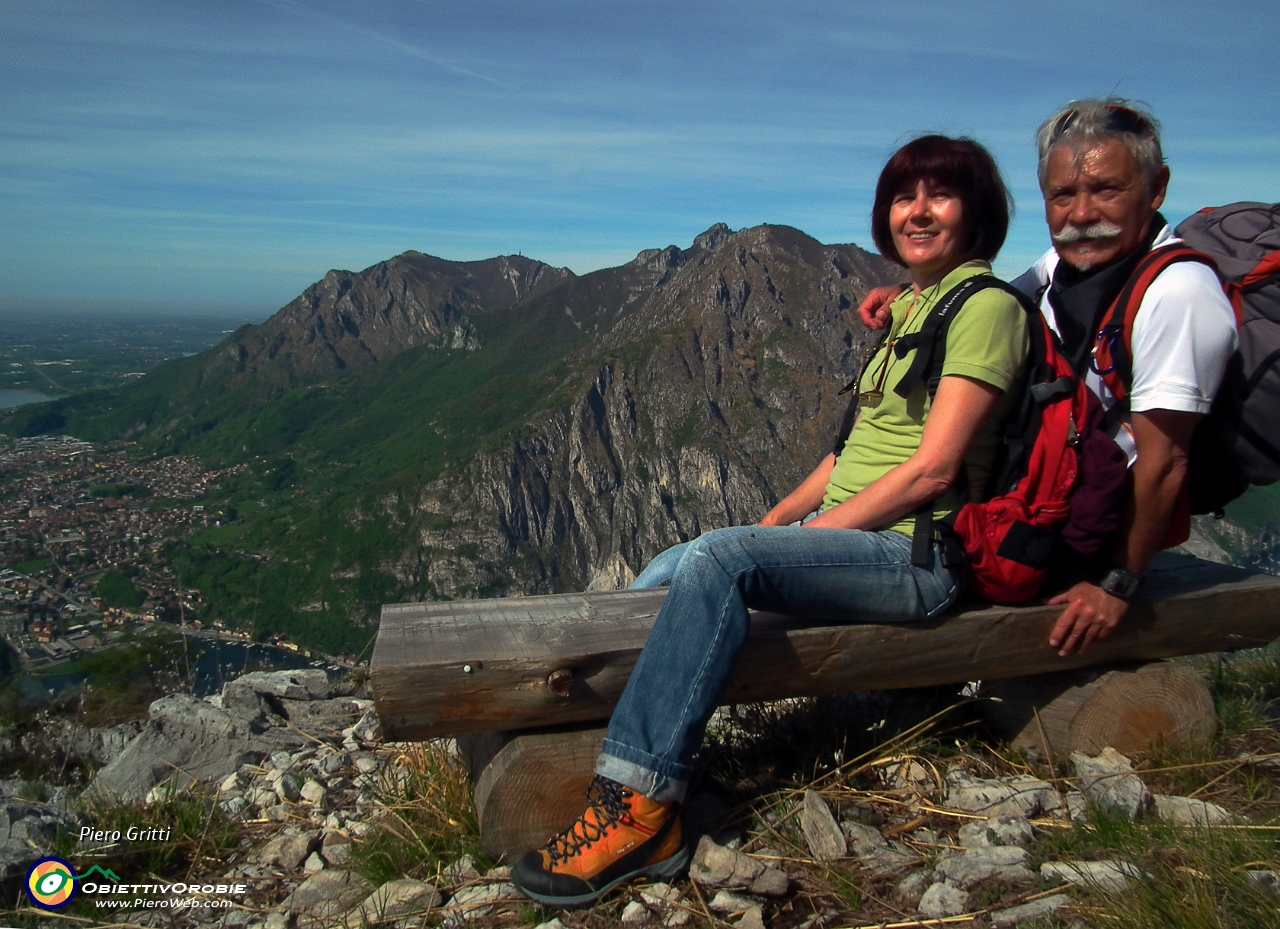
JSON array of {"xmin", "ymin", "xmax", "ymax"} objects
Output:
[{"xmin": 1042, "ymin": 137, "xmax": 1169, "ymax": 271}]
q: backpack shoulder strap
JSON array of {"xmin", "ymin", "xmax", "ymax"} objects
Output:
[
  {"xmin": 1092, "ymin": 244, "xmax": 1220, "ymax": 407},
  {"xmin": 896, "ymin": 276, "xmax": 1038, "ymax": 567},
  {"xmin": 892, "ymin": 275, "xmax": 1034, "ymax": 400}
]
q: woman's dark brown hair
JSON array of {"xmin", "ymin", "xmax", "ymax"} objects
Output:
[{"xmin": 870, "ymin": 135, "xmax": 1012, "ymax": 267}]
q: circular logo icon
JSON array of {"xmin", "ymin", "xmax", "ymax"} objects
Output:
[{"xmin": 26, "ymin": 856, "xmax": 77, "ymax": 909}]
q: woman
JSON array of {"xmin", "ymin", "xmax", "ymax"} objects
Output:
[{"xmin": 513, "ymin": 135, "xmax": 1030, "ymax": 909}]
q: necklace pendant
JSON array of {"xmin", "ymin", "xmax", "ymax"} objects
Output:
[{"xmin": 858, "ymin": 389, "xmax": 883, "ymax": 409}]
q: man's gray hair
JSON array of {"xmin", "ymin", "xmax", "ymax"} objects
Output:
[{"xmin": 1036, "ymin": 98, "xmax": 1164, "ymax": 192}]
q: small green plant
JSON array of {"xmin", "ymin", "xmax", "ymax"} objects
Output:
[{"xmin": 350, "ymin": 742, "xmax": 489, "ymax": 887}]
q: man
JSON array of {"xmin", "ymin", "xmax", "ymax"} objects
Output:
[{"xmin": 862, "ymin": 99, "xmax": 1238, "ymax": 656}]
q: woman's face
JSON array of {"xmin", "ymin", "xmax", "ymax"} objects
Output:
[{"xmin": 890, "ymin": 178, "xmax": 968, "ymax": 285}]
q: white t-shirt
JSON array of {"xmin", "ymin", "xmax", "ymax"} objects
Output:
[{"xmin": 1011, "ymin": 224, "xmax": 1238, "ymax": 464}]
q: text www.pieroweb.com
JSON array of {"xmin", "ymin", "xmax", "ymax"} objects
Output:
[
  {"xmin": 94, "ymin": 897, "xmax": 234, "ymax": 909},
  {"xmin": 81, "ymin": 882, "xmax": 246, "ymax": 910}
]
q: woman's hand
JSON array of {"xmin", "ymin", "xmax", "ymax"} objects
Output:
[
  {"xmin": 760, "ymin": 454, "xmax": 836, "ymax": 526},
  {"xmin": 857, "ymin": 286, "xmax": 902, "ymax": 330}
]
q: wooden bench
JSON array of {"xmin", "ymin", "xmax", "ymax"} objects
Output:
[{"xmin": 370, "ymin": 553, "xmax": 1280, "ymax": 859}]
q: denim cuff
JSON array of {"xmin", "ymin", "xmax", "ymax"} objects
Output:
[{"xmin": 597, "ymin": 743, "xmax": 691, "ymax": 803}]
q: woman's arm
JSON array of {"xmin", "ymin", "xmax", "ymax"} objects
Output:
[
  {"xmin": 806, "ymin": 374, "xmax": 1001, "ymax": 531},
  {"xmin": 759, "ymin": 453, "xmax": 837, "ymax": 526}
]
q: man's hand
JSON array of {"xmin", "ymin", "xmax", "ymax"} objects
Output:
[
  {"xmin": 857, "ymin": 286, "xmax": 901, "ymax": 330},
  {"xmin": 1046, "ymin": 581, "xmax": 1129, "ymax": 656}
]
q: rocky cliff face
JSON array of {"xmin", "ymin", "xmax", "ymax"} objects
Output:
[
  {"xmin": 395, "ymin": 224, "xmax": 903, "ymax": 598},
  {"xmin": 205, "ymin": 253, "xmax": 574, "ymax": 393}
]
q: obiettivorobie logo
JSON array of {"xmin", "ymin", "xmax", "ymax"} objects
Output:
[
  {"xmin": 26, "ymin": 859, "xmax": 121, "ymax": 910},
  {"xmin": 26, "ymin": 856, "xmax": 247, "ymax": 913}
]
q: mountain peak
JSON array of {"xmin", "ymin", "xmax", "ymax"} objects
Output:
[{"xmin": 692, "ymin": 223, "xmax": 735, "ymax": 252}]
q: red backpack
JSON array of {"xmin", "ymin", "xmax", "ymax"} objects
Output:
[{"xmin": 834, "ymin": 277, "xmax": 1128, "ymax": 603}]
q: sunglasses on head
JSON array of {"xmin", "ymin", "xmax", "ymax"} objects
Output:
[{"xmin": 1051, "ymin": 104, "xmax": 1152, "ymax": 141}]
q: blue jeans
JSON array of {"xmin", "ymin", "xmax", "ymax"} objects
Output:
[{"xmin": 596, "ymin": 526, "xmax": 963, "ymax": 802}]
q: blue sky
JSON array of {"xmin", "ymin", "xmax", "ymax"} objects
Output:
[{"xmin": 1, "ymin": 0, "xmax": 1275, "ymax": 317}]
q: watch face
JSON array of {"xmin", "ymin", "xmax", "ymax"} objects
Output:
[{"xmin": 1103, "ymin": 570, "xmax": 1140, "ymax": 598}]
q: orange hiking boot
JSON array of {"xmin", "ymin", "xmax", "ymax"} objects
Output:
[{"xmin": 512, "ymin": 775, "xmax": 687, "ymax": 908}]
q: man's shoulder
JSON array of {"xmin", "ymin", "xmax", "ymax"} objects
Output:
[{"xmin": 1141, "ymin": 255, "xmax": 1228, "ymax": 303}]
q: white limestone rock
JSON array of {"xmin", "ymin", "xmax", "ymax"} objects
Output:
[
  {"xmin": 1070, "ymin": 747, "xmax": 1152, "ymax": 820},
  {"xmin": 918, "ymin": 881, "xmax": 970, "ymax": 918}
]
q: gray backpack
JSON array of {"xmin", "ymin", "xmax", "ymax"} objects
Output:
[{"xmin": 1177, "ymin": 203, "xmax": 1280, "ymax": 513}]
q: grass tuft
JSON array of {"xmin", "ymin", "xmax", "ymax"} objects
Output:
[{"xmin": 349, "ymin": 740, "xmax": 489, "ymax": 888}]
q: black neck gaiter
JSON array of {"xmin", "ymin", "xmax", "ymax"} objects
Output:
[{"xmin": 1047, "ymin": 212, "xmax": 1167, "ymax": 374}]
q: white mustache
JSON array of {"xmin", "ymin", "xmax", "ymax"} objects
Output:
[{"xmin": 1052, "ymin": 220, "xmax": 1124, "ymax": 244}]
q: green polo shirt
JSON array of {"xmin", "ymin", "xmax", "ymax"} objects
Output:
[{"xmin": 822, "ymin": 260, "xmax": 1030, "ymax": 535}]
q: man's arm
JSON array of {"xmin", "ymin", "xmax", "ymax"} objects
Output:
[{"xmin": 1047, "ymin": 409, "xmax": 1201, "ymax": 656}]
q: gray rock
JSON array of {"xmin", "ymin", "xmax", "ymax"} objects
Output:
[
  {"xmin": 274, "ymin": 773, "xmax": 302, "ymax": 803},
  {"xmin": 317, "ymin": 750, "xmax": 348, "ymax": 777},
  {"xmin": 321, "ymin": 831, "xmax": 352, "ymax": 865},
  {"xmin": 735, "ymin": 906, "xmax": 766, "ymax": 929},
  {"xmin": 934, "ymin": 845, "xmax": 1033, "ymax": 889},
  {"xmin": 353, "ymin": 752, "xmax": 379, "ymax": 775},
  {"xmin": 87, "ymin": 694, "xmax": 258, "ymax": 803},
  {"xmin": 708, "ymin": 890, "xmax": 757, "ymax": 915},
  {"xmin": 688, "ymin": 835, "xmax": 766, "ymax": 888},
  {"xmin": 1244, "ymin": 869, "xmax": 1279, "ymax": 894},
  {"xmin": 893, "ymin": 870, "xmax": 931, "ymax": 906},
  {"xmin": 944, "ymin": 770, "xmax": 1061, "ymax": 818},
  {"xmin": 1041, "ymin": 859, "xmax": 1146, "ymax": 893},
  {"xmin": 957, "ymin": 814, "xmax": 1033, "ymax": 848},
  {"xmin": 226, "ymin": 669, "xmax": 332, "ymax": 705},
  {"xmin": 221, "ymin": 910, "xmax": 251, "ymax": 929},
  {"xmin": 300, "ymin": 780, "xmax": 327, "ymax": 805},
  {"xmin": 1152, "ymin": 793, "xmax": 1231, "ymax": 825},
  {"xmin": 446, "ymin": 853, "xmax": 482, "ymax": 884},
  {"xmin": 640, "ymin": 882, "xmax": 681, "ymax": 909},
  {"xmin": 351, "ymin": 710, "xmax": 383, "ymax": 743},
  {"xmin": 621, "ymin": 900, "xmax": 651, "ymax": 924},
  {"xmin": 532, "ymin": 921, "xmax": 567, "ymax": 929},
  {"xmin": 303, "ymin": 852, "xmax": 324, "ymax": 873},
  {"xmin": 343, "ymin": 878, "xmax": 442, "ymax": 926},
  {"xmin": 841, "ymin": 821, "xmax": 886, "ymax": 856},
  {"xmin": 284, "ymin": 870, "xmax": 374, "ymax": 921},
  {"xmin": 801, "ymin": 790, "xmax": 846, "ymax": 860},
  {"xmin": 748, "ymin": 866, "xmax": 789, "ymax": 897},
  {"xmin": 268, "ymin": 750, "xmax": 295, "ymax": 772},
  {"xmin": 1070, "ymin": 747, "xmax": 1152, "ymax": 820},
  {"xmin": 264, "ymin": 912, "xmax": 292, "ymax": 929},
  {"xmin": 918, "ymin": 881, "xmax": 970, "ymax": 918},
  {"xmin": 990, "ymin": 893, "xmax": 1072, "ymax": 927},
  {"xmin": 1064, "ymin": 790, "xmax": 1088, "ymax": 821},
  {"xmin": 441, "ymin": 882, "xmax": 517, "ymax": 925},
  {"xmin": 0, "ymin": 798, "xmax": 81, "ymax": 880},
  {"xmin": 259, "ymin": 832, "xmax": 318, "ymax": 871}
]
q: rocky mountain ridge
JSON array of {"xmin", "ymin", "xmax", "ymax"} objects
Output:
[{"xmin": 5, "ymin": 223, "xmax": 905, "ymax": 651}]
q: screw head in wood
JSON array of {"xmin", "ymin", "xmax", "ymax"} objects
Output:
[
  {"xmin": 546, "ymin": 668, "xmax": 574, "ymax": 697},
  {"xmin": 463, "ymin": 664, "xmax": 473, "ymax": 674}
]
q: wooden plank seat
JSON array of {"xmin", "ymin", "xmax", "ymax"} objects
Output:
[{"xmin": 370, "ymin": 553, "xmax": 1280, "ymax": 858}]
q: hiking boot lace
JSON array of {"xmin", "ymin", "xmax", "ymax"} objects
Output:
[{"xmin": 545, "ymin": 775, "xmax": 631, "ymax": 863}]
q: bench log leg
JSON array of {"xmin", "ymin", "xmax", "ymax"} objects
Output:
[
  {"xmin": 466, "ymin": 725, "xmax": 607, "ymax": 861},
  {"xmin": 981, "ymin": 659, "xmax": 1216, "ymax": 758}
]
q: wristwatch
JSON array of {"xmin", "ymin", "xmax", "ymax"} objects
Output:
[{"xmin": 1100, "ymin": 568, "xmax": 1143, "ymax": 600}]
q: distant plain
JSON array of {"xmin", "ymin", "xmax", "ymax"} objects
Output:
[{"xmin": 0, "ymin": 309, "xmax": 263, "ymax": 397}]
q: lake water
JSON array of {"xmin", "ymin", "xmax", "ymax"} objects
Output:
[
  {"xmin": 8, "ymin": 633, "xmax": 344, "ymax": 704},
  {"xmin": 0, "ymin": 389, "xmax": 54, "ymax": 410}
]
